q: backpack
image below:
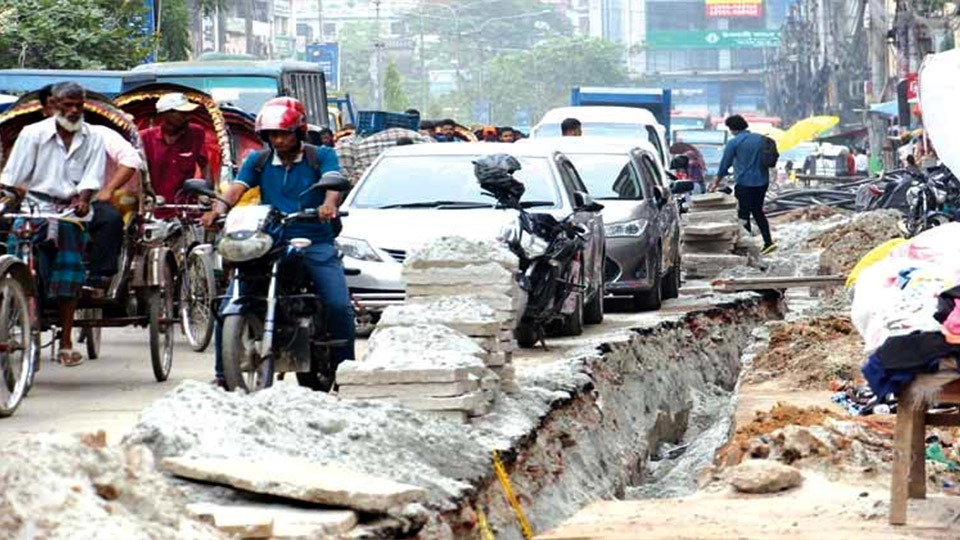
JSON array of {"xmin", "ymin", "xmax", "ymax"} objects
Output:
[
  {"xmin": 760, "ymin": 135, "xmax": 780, "ymax": 168},
  {"xmin": 250, "ymin": 143, "xmax": 342, "ymax": 237}
]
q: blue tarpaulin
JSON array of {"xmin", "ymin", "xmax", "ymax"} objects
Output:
[{"xmin": 870, "ymin": 100, "xmax": 899, "ymax": 117}]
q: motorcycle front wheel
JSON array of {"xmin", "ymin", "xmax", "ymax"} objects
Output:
[{"xmin": 222, "ymin": 314, "xmax": 274, "ymax": 393}]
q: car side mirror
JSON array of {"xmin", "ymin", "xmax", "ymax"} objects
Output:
[
  {"xmin": 671, "ymin": 180, "xmax": 695, "ymax": 194},
  {"xmin": 653, "ymin": 185, "xmax": 666, "ymax": 207},
  {"xmin": 574, "ymin": 191, "xmax": 604, "ymax": 213}
]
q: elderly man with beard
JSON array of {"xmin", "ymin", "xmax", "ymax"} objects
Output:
[
  {"xmin": 0, "ymin": 82, "xmax": 106, "ymax": 367},
  {"xmin": 140, "ymin": 92, "xmax": 211, "ymax": 203}
]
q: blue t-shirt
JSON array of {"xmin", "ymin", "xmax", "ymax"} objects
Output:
[
  {"xmin": 717, "ymin": 131, "xmax": 769, "ymax": 187},
  {"xmin": 235, "ymin": 147, "xmax": 340, "ymax": 243}
]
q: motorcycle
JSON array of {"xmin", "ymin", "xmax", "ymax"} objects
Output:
[
  {"xmin": 901, "ymin": 165, "xmax": 960, "ymax": 237},
  {"xmin": 475, "ymin": 155, "xmax": 602, "ymax": 348},
  {"xmin": 183, "ymin": 172, "xmax": 352, "ymax": 392}
]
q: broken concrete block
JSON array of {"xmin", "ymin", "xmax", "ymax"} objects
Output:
[
  {"xmin": 393, "ymin": 391, "xmax": 490, "ymax": 412},
  {"xmin": 682, "ymin": 209, "xmax": 739, "ymax": 224},
  {"xmin": 164, "ymin": 457, "xmax": 427, "ymax": 514},
  {"xmin": 683, "ymin": 223, "xmax": 740, "ymax": 237},
  {"xmin": 682, "ymin": 240, "xmax": 737, "ymax": 255},
  {"xmin": 403, "ymin": 236, "xmax": 518, "ymax": 271},
  {"xmin": 365, "ymin": 324, "xmax": 485, "ymax": 360},
  {"xmin": 482, "ymin": 351, "xmax": 508, "ymax": 367},
  {"xmin": 337, "ymin": 359, "xmax": 485, "ymax": 385},
  {"xmin": 187, "ymin": 503, "xmax": 359, "ymax": 538},
  {"xmin": 403, "ymin": 263, "xmax": 515, "ymax": 287},
  {"xmin": 727, "ymin": 459, "xmax": 803, "ymax": 494},
  {"xmin": 379, "ymin": 297, "xmax": 507, "ymax": 336},
  {"xmin": 423, "ymin": 410, "xmax": 469, "ymax": 423},
  {"xmin": 338, "ymin": 378, "xmax": 480, "ymax": 399},
  {"xmin": 682, "ymin": 253, "xmax": 749, "ymax": 278}
]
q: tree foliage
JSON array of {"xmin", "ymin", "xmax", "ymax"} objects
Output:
[
  {"xmin": 0, "ymin": 0, "xmax": 151, "ymax": 69},
  {"xmin": 338, "ymin": 22, "xmax": 377, "ymax": 108},
  {"xmin": 481, "ymin": 37, "xmax": 629, "ymax": 125},
  {"xmin": 383, "ymin": 61, "xmax": 408, "ymax": 112},
  {"xmin": 159, "ymin": 0, "xmax": 192, "ymax": 61}
]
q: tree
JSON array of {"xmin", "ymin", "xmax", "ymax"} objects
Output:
[
  {"xmin": 159, "ymin": 0, "xmax": 192, "ymax": 61},
  {"xmin": 383, "ymin": 61, "xmax": 409, "ymax": 112},
  {"xmin": 482, "ymin": 37, "xmax": 629, "ymax": 125},
  {"xmin": 0, "ymin": 0, "xmax": 151, "ymax": 69},
  {"xmin": 338, "ymin": 22, "xmax": 377, "ymax": 108}
]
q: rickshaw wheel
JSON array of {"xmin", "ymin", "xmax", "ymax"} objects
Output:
[
  {"xmin": 148, "ymin": 265, "xmax": 176, "ymax": 382},
  {"xmin": 181, "ymin": 250, "xmax": 216, "ymax": 353},
  {"xmin": 23, "ymin": 333, "xmax": 40, "ymax": 397},
  {"xmin": 79, "ymin": 309, "xmax": 102, "ymax": 360},
  {"xmin": 0, "ymin": 277, "xmax": 33, "ymax": 418},
  {"xmin": 222, "ymin": 314, "xmax": 274, "ymax": 393}
]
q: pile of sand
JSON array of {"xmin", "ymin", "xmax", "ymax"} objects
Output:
[{"xmin": 810, "ymin": 210, "xmax": 902, "ymax": 275}]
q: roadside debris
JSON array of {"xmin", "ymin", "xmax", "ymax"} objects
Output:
[
  {"xmin": 810, "ymin": 209, "xmax": 902, "ymax": 275},
  {"xmin": 682, "ymin": 193, "xmax": 759, "ymax": 278},
  {"xmin": 727, "ymin": 459, "xmax": 803, "ymax": 494}
]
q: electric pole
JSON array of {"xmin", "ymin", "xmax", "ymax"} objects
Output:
[
  {"xmin": 318, "ymin": 0, "xmax": 324, "ymax": 42},
  {"xmin": 868, "ymin": 0, "xmax": 888, "ymax": 169}
]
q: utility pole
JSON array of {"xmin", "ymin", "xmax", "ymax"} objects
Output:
[
  {"xmin": 374, "ymin": 0, "xmax": 384, "ymax": 109},
  {"xmin": 318, "ymin": 0, "xmax": 324, "ymax": 42},
  {"xmin": 867, "ymin": 0, "xmax": 888, "ymax": 169}
]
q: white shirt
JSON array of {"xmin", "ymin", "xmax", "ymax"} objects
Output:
[
  {"xmin": 1, "ymin": 117, "xmax": 106, "ymax": 200},
  {"xmin": 89, "ymin": 124, "xmax": 142, "ymax": 191},
  {"xmin": 855, "ymin": 154, "xmax": 869, "ymax": 172}
]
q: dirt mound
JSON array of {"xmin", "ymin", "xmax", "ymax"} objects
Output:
[
  {"xmin": 810, "ymin": 210, "xmax": 902, "ymax": 275},
  {"xmin": 730, "ymin": 403, "xmax": 840, "ymax": 450},
  {"xmin": 746, "ymin": 315, "xmax": 864, "ymax": 389},
  {"xmin": 0, "ymin": 431, "xmax": 222, "ymax": 540},
  {"xmin": 771, "ymin": 205, "xmax": 841, "ymax": 224}
]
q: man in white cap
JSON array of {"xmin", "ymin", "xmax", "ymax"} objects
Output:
[{"xmin": 140, "ymin": 92, "xmax": 210, "ymax": 203}]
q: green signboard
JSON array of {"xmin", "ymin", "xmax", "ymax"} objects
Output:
[
  {"xmin": 274, "ymin": 36, "xmax": 296, "ymax": 59},
  {"xmin": 647, "ymin": 30, "xmax": 780, "ymax": 49}
]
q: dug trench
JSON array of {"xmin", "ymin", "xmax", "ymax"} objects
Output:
[{"xmin": 456, "ymin": 294, "xmax": 783, "ymax": 538}]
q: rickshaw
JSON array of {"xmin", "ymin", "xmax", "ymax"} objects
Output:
[
  {"xmin": 0, "ymin": 92, "xmax": 179, "ymax": 417},
  {"xmin": 114, "ymin": 83, "xmax": 234, "ymax": 352}
]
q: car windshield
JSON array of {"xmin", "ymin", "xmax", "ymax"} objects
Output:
[
  {"xmin": 351, "ymin": 155, "xmax": 560, "ymax": 209},
  {"xmin": 160, "ymin": 75, "xmax": 280, "ymax": 115},
  {"xmin": 672, "ymin": 118, "xmax": 706, "ymax": 130},
  {"xmin": 566, "ymin": 154, "xmax": 643, "ymax": 200},
  {"xmin": 534, "ymin": 122, "xmax": 646, "ymax": 139},
  {"xmin": 693, "ymin": 144, "xmax": 725, "ymax": 165}
]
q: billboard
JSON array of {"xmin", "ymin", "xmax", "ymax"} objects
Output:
[
  {"xmin": 647, "ymin": 30, "xmax": 780, "ymax": 49},
  {"xmin": 705, "ymin": 0, "xmax": 762, "ymax": 18},
  {"xmin": 306, "ymin": 42, "xmax": 341, "ymax": 90}
]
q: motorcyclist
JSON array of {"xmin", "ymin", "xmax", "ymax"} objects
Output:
[{"xmin": 202, "ymin": 97, "xmax": 355, "ymax": 388}]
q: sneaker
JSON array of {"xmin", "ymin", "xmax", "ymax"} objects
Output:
[
  {"xmin": 761, "ymin": 244, "xmax": 779, "ymax": 255},
  {"xmin": 211, "ymin": 376, "xmax": 226, "ymax": 389}
]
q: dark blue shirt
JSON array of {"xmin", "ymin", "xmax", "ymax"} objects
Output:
[
  {"xmin": 235, "ymin": 147, "xmax": 340, "ymax": 243},
  {"xmin": 717, "ymin": 130, "xmax": 769, "ymax": 187}
]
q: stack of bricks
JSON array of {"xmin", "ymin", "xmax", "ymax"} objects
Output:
[
  {"xmin": 401, "ymin": 237, "xmax": 524, "ymax": 392},
  {"xmin": 336, "ymin": 324, "xmax": 495, "ymax": 423},
  {"xmin": 681, "ymin": 193, "xmax": 757, "ymax": 278}
]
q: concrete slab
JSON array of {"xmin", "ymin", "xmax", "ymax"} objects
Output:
[
  {"xmin": 337, "ymin": 361, "xmax": 485, "ymax": 385},
  {"xmin": 403, "ymin": 263, "xmax": 515, "ymax": 287},
  {"xmin": 403, "ymin": 236, "xmax": 518, "ymax": 271},
  {"xmin": 164, "ymin": 457, "xmax": 427, "ymax": 514},
  {"xmin": 392, "ymin": 390, "xmax": 490, "ymax": 412},
  {"xmin": 187, "ymin": 502, "xmax": 358, "ymax": 538},
  {"xmin": 683, "ymin": 223, "xmax": 740, "ymax": 236},
  {"xmin": 338, "ymin": 378, "xmax": 480, "ymax": 399}
]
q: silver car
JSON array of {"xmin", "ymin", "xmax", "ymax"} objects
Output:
[
  {"xmin": 338, "ymin": 142, "xmax": 606, "ymax": 328},
  {"xmin": 539, "ymin": 138, "xmax": 685, "ymax": 311}
]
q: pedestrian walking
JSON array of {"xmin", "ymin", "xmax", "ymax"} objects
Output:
[{"xmin": 711, "ymin": 114, "xmax": 777, "ymax": 255}]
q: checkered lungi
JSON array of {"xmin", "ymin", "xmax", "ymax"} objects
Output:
[{"xmin": 8, "ymin": 219, "xmax": 88, "ymax": 300}]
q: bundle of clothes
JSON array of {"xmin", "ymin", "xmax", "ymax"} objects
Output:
[{"xmin": 851, "ymin": 223, "xmax": 960, "ymax": 399}]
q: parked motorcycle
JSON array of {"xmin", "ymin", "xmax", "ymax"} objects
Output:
[
  {"xmin": 901, "ymin": 165, "xmax": 960, "ymax": 237},
  {"xmin": 183, "ymin": 172, "xmax": 352, "ymax": 392},
  {"xmin": 475, "ymin": 155, "xmax": 603, "ymax": 348}
]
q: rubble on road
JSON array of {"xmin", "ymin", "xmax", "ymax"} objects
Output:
[
  {"xmin": 186, "ymin": 502, "xmax": 359, "ymax": 538},
  {"xmin": 809, "ymin": 209, "xmax": 902, "ymax": 276},
  {"xmin": 727, "ymin": 459, "xmax": 803, "ymax": 493},
  {"xmin": 682, "ymin": 193, "xmax": 760, "ymax": 278},
  {"xmin": 770, "ymin": 205, "xmax": 841, "ymax": 224},
  {"xmin": 745, "ymin": 315, "xmax": 863, "ymax": 389},
  {"xmin": 0, "ymin": 432, "xmax": 223, "ymax": 540}
]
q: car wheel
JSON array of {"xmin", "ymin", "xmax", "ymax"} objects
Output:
[
  {"xmin": 661, "ymin": 249, "xmax": 681, "ymax": 300},
  {"xmin": 633, "ymin": 249, "xmax": 662, "ymax": 312},
  {"xmin": 583, "ymin": 258, "xmax": 604, "ymax": 325},
  {"xmin": 561, "ymin": 291, "xmax": 584, "ymax": 336},
  {"xmin": 515, "ymin": 323, "xmax": 539, "ymax": 348}
]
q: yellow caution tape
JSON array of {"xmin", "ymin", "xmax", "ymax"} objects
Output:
[
  {"xmin": 476, "ymin": 509, "xmax": 495, "ymax": 540},
  {"xmin": 492, "ymin": 450, "xmax": 534, "ymax": 539}
]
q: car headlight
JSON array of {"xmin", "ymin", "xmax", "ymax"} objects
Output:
[
  {"xmin": 605, "ymin": 219, "xmax": 647, "ymax": 238},
  {"xmin": 336, "ymin": 237, "xmax": 383, "ymax": 262}
]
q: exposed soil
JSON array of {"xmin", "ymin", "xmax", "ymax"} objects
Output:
[
  {"xmin": 810, "ymin": 209, "xmax": 902, "ymax": 275},
  {"xmin": 771, "ymin": 205, "xmax": 841, "ymax": 224},
  {"xmin": 730, "ymin": 402, "xmax": 840, "ymax": 449},
  {"xmin": 746, "ymin": 315, "xmax": 864, "ymax": 389}
]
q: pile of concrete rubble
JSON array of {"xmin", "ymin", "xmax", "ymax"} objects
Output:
[
  {"xmin": 337, "ymin": 236, "xmax": 523, "ymax": 423},
  {"xmin": 682, "ymin": 193, "xmax": 761, "ymax": 278}
]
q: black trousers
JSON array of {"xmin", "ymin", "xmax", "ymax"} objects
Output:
[
  {"xmin": 734, "ymin": 184, "xmax": 773, "ymax": 247},
  {"xmin": 88, "ymin": 201, "xmax": 123, "ymax": 277}
]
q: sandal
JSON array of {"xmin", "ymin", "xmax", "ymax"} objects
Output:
[{"xmin": 58, "ymin": 348, "xmax": 85, "ymax": 368}]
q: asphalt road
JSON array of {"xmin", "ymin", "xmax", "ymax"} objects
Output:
[{"xmin": 0, "ymin": 294, "xmax": 715, "ymax": 443}]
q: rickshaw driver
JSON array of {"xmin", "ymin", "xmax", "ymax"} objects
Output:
[
  {"xmin": 140, "ymin": 93, "xmax": 212, "ymax": 205},
  {"xmin": 0, "ymin": 82, "xmax": 106, "ymax": 367},
  {"xmin": 201, "ymin": 97, "xmax": 355, "ymax": 388}
]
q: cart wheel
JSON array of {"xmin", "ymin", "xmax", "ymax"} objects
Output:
[
  {"xmin": 79, "ymin": 308, "xmax": 102, "ymax": 360},
  {"xmin": 23, "ymin": 332, "xmax": 40, "ymax": 397},
  {"xmin": 147, "ymin": 277, "xmax": 175, "ymax": 383},
  {"xmin": 180, "ymin": 250, "xmax": 216, "ymax": 353},
  {"xmin": 0, "ymin": 277, "xmax": 33, "ymax": 418},
  {"xmin": 222, "ymin": 314, "xmax": 273, "ymax": 393}
]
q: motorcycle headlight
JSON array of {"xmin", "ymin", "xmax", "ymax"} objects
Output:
[
  {"xmin": 336, "ymin": 237, "xmax": 383, "ymax": 262},
  {"xmin": 218, "ymin": 231, "xmax": 274, "ymax": 263},
  {"xmin": 605, "ymin": 219, "xmax": 647, "ymax": 238},
  {"xmin": 906, "ymin": 186, "xmax": 920, "ymax": 208},
  {"xmin": 934, "ymin": 187, "xmax": 947, "ymax": 205},
  {"xmin": 520, "ymin": 232, "xmax": 550, "ymax": 258}
]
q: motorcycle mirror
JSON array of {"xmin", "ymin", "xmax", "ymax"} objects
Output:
[
  {"xmin": 298, "ymin": 171, "xmax": 351, "ymax": 200},
  {"xmin": 183, "ymin": 179, "xmax": 217, "ymax": 198},
  {"xmin": 573, "ymin": 191, "xmax": 604, "ymax": 213},
  {"xmin": 671, "ymin": 180, "xmax": 695, "ymax": 194}
]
